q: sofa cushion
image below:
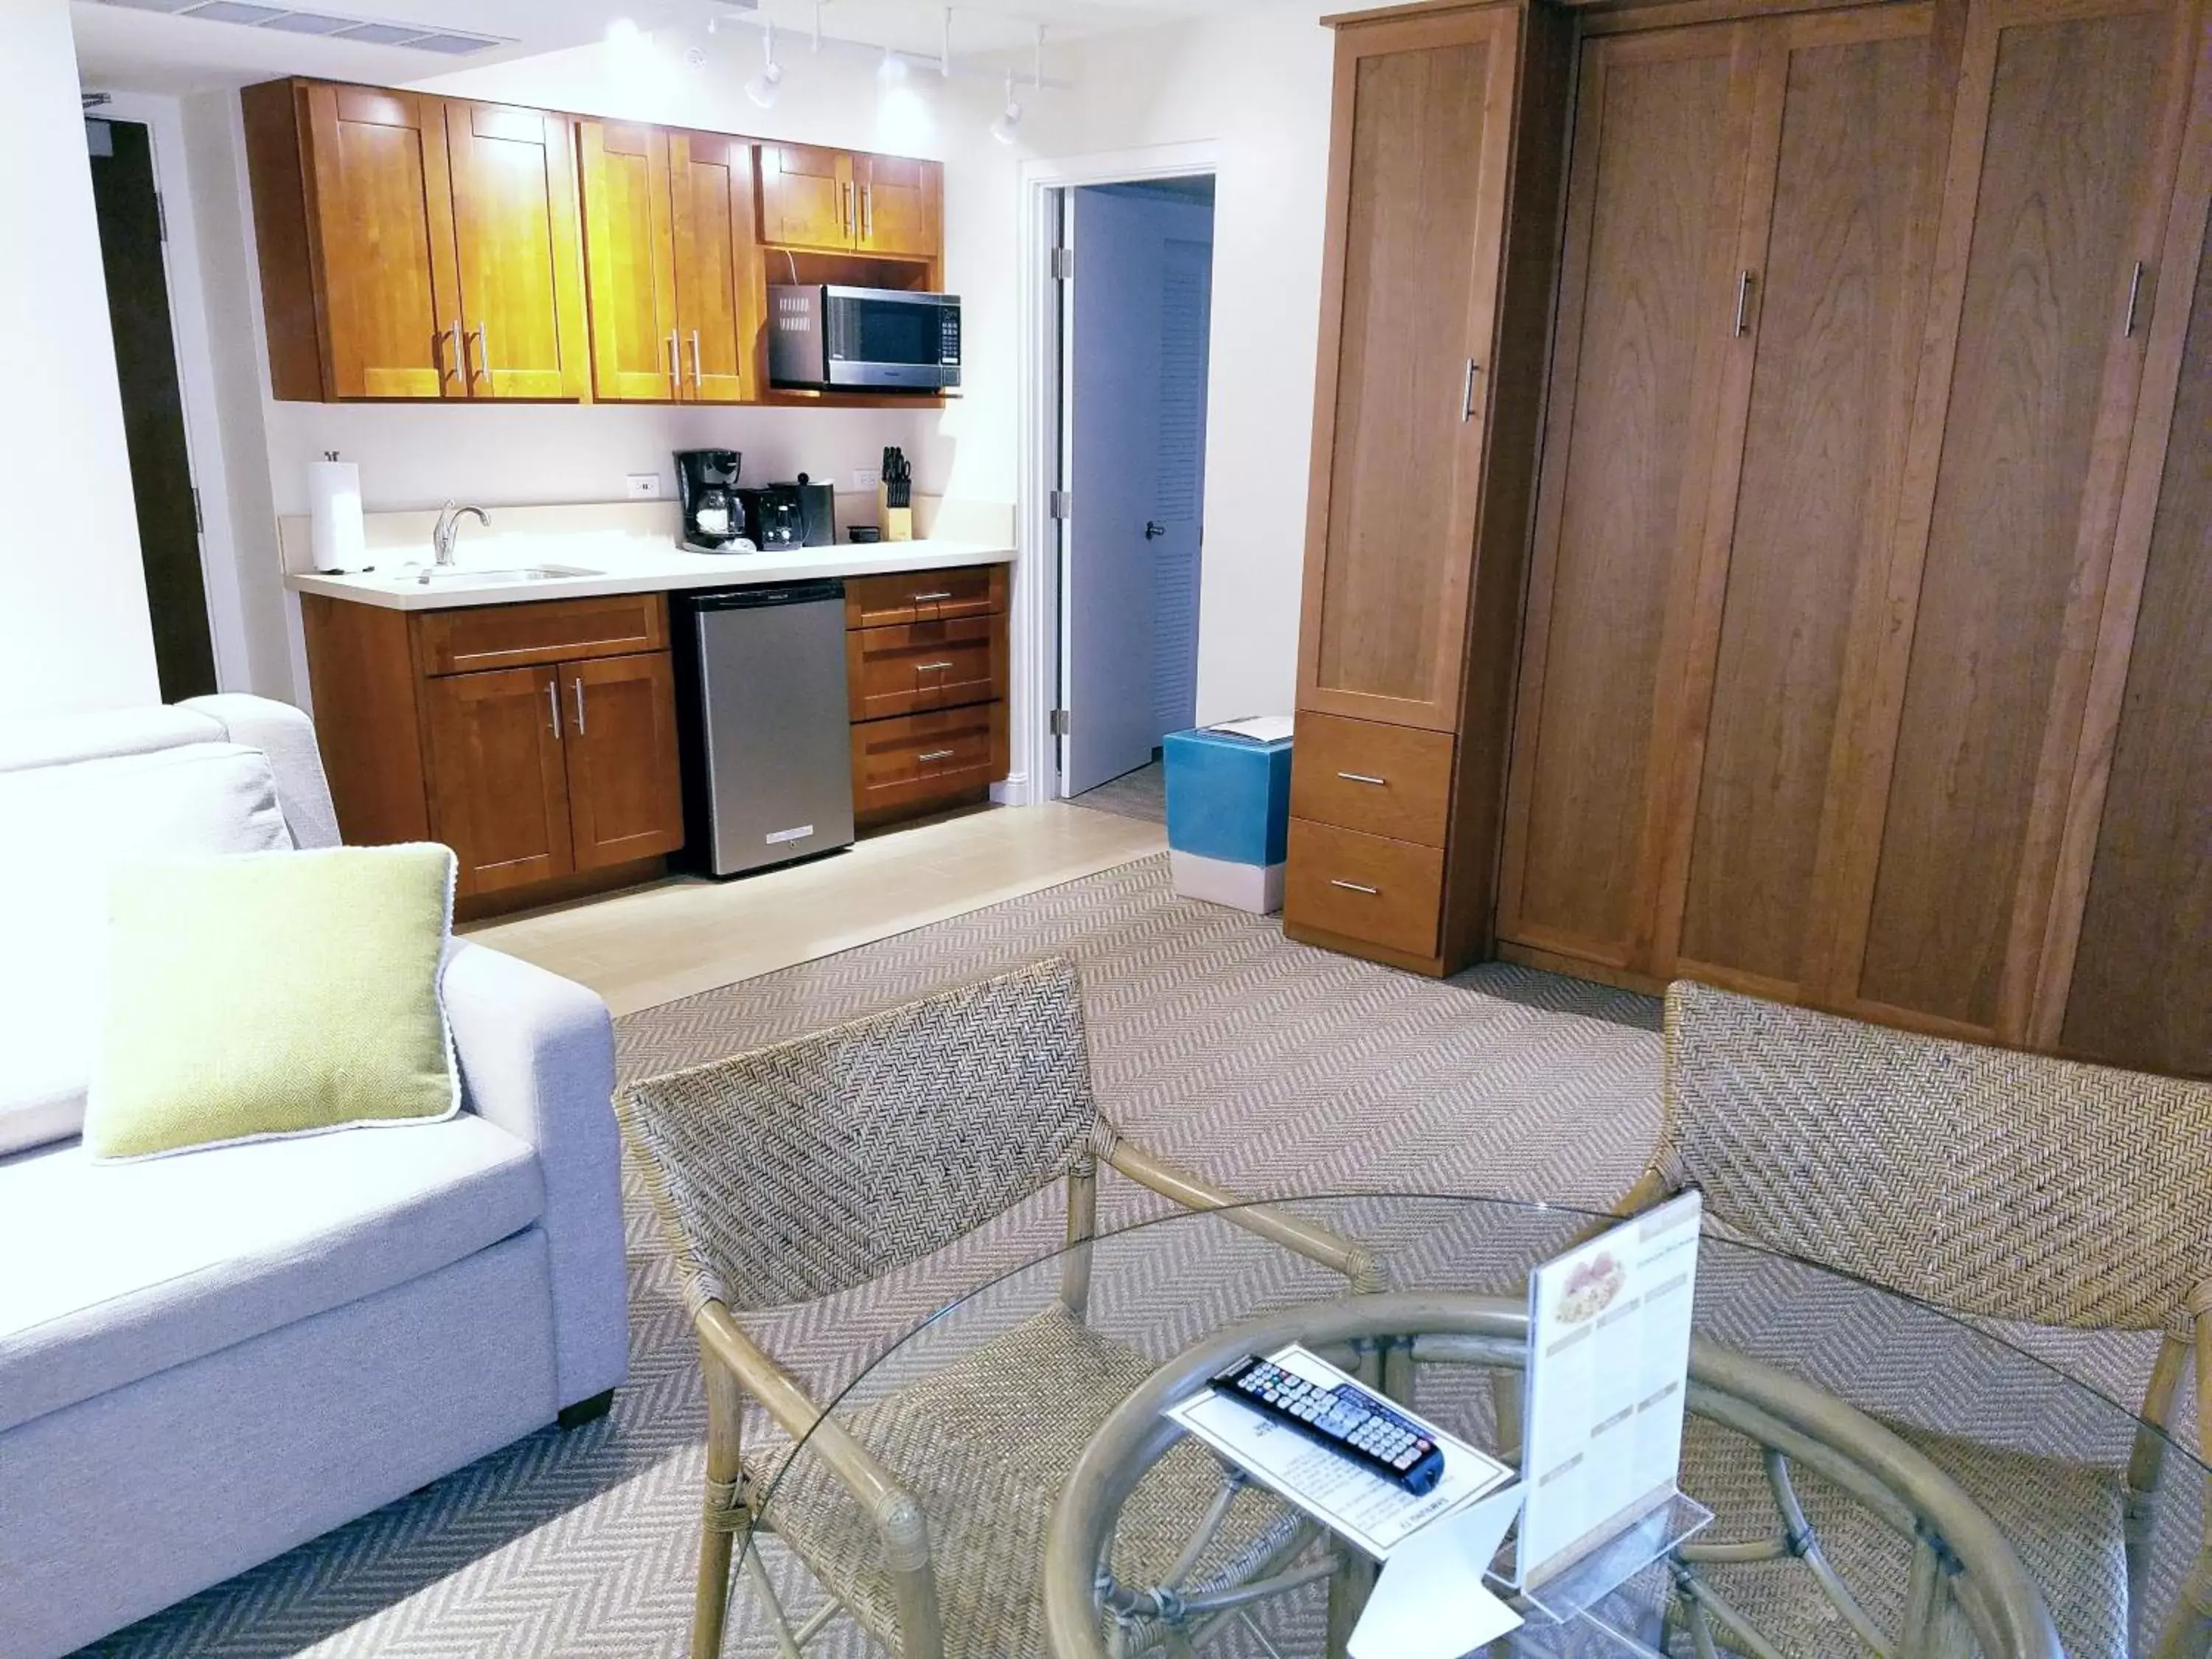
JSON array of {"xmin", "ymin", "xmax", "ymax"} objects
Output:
[
  {"xmin": 0, "ymin": 743, "xmax": 292, "ymax": 1156},
  {"xmin": 0, "ymin": 1112, "xmax": 543, "ymax": 1433}
]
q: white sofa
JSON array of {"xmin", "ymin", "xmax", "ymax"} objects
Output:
[{"xmin": 0, "ymin": 695, "xmax": 630, "ymax": 1659}]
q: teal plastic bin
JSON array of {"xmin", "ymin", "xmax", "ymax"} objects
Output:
[{"xmin": 1163, "ymin": 719, "xmax": 1293, "ymax": 913}]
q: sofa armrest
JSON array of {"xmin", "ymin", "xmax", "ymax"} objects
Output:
[
  {"xmin": 179, "ymin": 694, "xmax": 341, "ymax": 850},
  {"xmin": 442, "ymin": 939, "xmax": 629, "ymax": 1410}
]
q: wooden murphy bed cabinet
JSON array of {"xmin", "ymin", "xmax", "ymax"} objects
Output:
[
  {"xmin": 302, "ymin": 593, "xmax": 684, "ymax": 912},
  {"xmin": 1289, "ymin": 0, "xmax": 2212, "ymax": 1077},
  {"xmin": 242, "ymin": 81, "xmax": 590, "ymax": 402},
  {"xmin": 842, "ymin": 567, "xmax": 1011, "ymax": 826}
]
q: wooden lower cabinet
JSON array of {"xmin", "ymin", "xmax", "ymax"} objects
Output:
[
  {"xmin": 305, "ymin": 592, "xmax": 684, "ymax": 911},
  {"xmin": 1284, "ymin": 820, "xmax": 1447, "ymax": 960},
  {"xmin": 841, "ymin": 565, "xmax": 1010, "ymax": 827}
]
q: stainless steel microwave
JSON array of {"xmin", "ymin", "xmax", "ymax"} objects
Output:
[{"xmin": 767, "ymin": 285, "xmax": 961, "ymax": 393}]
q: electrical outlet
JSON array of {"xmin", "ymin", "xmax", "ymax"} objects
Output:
[
  {"xmin": 625, "ymin": 473, "xmax": 662, "ymax": 500},
  {"xmin": 852, "ymin": 467, "xmax": 880, "ymax": 492}
]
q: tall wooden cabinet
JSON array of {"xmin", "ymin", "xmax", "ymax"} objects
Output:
[
  {"xmin": 243, "ymin": 81, "xmax": 589, "ymax": 403},
  {"xmin": 1283, "ymin": 0, "xmax": 1573, "ymax": 973}
]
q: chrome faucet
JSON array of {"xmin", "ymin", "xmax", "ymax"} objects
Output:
[{"xmin": 432, "ymin": 501, "xmax": 490, "ymax": 566}]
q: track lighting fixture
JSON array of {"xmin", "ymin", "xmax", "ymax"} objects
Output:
[
  {"xmin": 990, "ymin": 72, "xmax": 1022, "ymax": 145},
  {"xmin": 745, "ymin": 21, "xmax": 782, "ymax": 108}
]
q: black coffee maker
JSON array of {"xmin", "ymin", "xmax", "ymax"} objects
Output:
[{"xmin": 675, "ymin": 449, "xmax": 750, "ymax": 552}]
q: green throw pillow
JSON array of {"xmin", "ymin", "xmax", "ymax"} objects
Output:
[{"xmin": 87, "ymin": 843, "xmax": 460, "ymax": 1161}]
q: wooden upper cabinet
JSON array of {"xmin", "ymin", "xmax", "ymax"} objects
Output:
[
  {"xmin": 669, "ymin": 131, "xmax": 759, "ymax": 403},
  {"xmin": 243, "ymin": 80, "xmax": 586, "ymax": 402},
  {"xmin": 759, "ymin": 142, "xmax": 855, "ymax": 251},
  {"xmin": 855, "ymin": 153, "xmax": 941, "ymax": 257},
  {"xmin": 578, "ymin": 119, "xmax": 678, "ymax": 401},
  {"xmin": 1839, "ymin": 0, "xmax": 2188, "ymax": 1032},
  {"xmin": 1294, "ymin": 6, "xmax": 1523, "ymax": 733},
  {"xmin": 1497, "ymin": 24, "xmax": 1751, "ymax": 964},
  {"xmin": 444, "ymin": 101, "xmax": 590, "ymax": 400}
]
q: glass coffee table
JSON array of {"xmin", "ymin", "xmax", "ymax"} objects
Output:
[{"xmin": 734, "ymin": 1195, "xmax": 2208, "ymax": 1659}]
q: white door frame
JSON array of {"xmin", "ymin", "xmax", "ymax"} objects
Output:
[
  {"xmin": 1014, "ymin": 140, "xmax": 1220, "ymax": 804},
  {"xmin": 89, "ymin": 92, "xmax": 255, "ymax": 695}
]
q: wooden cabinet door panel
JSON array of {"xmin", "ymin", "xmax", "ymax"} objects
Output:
[
  {"xmin": 759, "ymin": 143, "xmax": 852, "ymax": 251},
  {"xmin": 424, "ymin": 666, "xmax": 572, "ymax": 895},
  {"xmin": 851, "ymin": 704, "xmax": 1006, "ymax": 821},
  {"xmin": 302, "ymin": 84, "xmax": 462, "ymax": 399},
  {"xmin": 1498, "ymin": 27, "xmax": 1750, "ymax": 961},
  {"xmin": 846, "ymin": 616, "xmax": 1004, "ymax": 722},
  {"xmin": 1851, "ymin": 0, "xmax": 2175, "ymax": 1029},
  {"xmin": 1295, "ymin": 9, "xmax": 1520, "ymax": 730},
  {"xmin": 670, "ymin": 131, "xmax": 757, "ymax": 403},
  {"xmin": 414, "ymin": 593, "xmax": 667, "ymax": 676},
  {"xmin": 857, "ymin": 154, "xmax": 939, "ymax": 257},
  {"xmin": 1288, "ymin": 712, "xmax": 1455, "ymax": 848},
  {"xmin": 1666, "ymin": 14, "xmax": 1935, "ymax": 991},
  {"xmin": 578, "ymin": 119, "xmax": 678, "ymax": 402},
  {"xmin": 563, "ymin": 653, "xmax": 684, "ymax": 870},
  {"xmin": 1283, "ymin": 818, "xmax": 1447, "ymax": 958},
  {"xmin": 446, "ymin": 101, "xmax": 588, "ymax": 400}
]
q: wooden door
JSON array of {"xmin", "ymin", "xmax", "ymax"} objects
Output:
[
  {"xmin": 1496, "ymin": 24, "xmax": 1755, "ymax": 970},
  {"xmin": 445, "ymin": 100, "xmax": 590, "ymax": 400},
  {"xmin": 423, "ymin": 666, "xmax": 573, "ymax": 896},
  {"xmin": 2041, "ymin": 36, "xmax": 2212, "ymax": 1075},
  {"xmin": 1827, "ymin": 0, "xmax": 2190, "ymax": 1034},
  {"xmin": 561, "ymin": 653, "xmax": 684, "ymax": 870},
  {"xmin": 669, "ymin": 131, "xmax": 758, "ymax": 404},
  {"xmin": 759, "ymin": 143, "xmax": 852, "ymax": 251},
  {"xmin": 577, "ymin": 120, "xmax": 678, "ymax": 402},
  {"xmin": 1293, "ymin": 6, "xmax": 1523, "ymax": 732},
  {"xmin": 1651, "ymin": 8, "xmax": 1941, "ymax": 998},
  {"xmin": 855, "ymin": 154, "xmax": 940, "ymax": 258},
  {"xmin": 299, "ymin": 84, "xmax": 462, "ymax": 399}
]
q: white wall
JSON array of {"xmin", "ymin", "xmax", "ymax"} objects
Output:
[{"xmin": 0, "ymin": 0, "xmax": 159, "ymax": 716}]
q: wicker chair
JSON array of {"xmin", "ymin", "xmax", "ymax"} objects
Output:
[
  {"xmin": 1616, "ymin": 980, "xmax": 2212, "ymax": 1659},
  {"xmin": 618, "ymin": 956, "xmax": 1382, "ymax": 1659}
]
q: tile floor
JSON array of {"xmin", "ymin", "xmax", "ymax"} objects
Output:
[{"xmin": 462, "ymin": 801, "xmax": 1166, "ymax": 1015}]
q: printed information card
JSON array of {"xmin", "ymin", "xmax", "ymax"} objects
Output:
[{"xmin": 1514, "ymin": 1191, "xmax": 1703, "ymax": 1587}]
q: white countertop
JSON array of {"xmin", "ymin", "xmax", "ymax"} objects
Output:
[{"xmin": 286, "ymin": 535, "xmax": 1015, "ymax": 611}]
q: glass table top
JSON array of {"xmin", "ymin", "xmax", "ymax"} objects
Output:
[{"xmin": 728, "ymin": 1193, "xmax": 2205, "ymax": 1659}]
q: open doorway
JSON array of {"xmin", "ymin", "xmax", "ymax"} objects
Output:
[
  {"xmin": 1054, "ymin": 175, "xmax": 1215, "ymax": 816},
  {"xmin": 87, "ymin": 112, "xmax": 218, "ymax": 702}
]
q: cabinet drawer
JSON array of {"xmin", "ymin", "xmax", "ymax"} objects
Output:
[
  {"xmin": 1284, "ymin": 818, "xmax": 1444, "ymax": 959},
  {"xmin": 844, "ymin": 565, "xmax": 1005, "ymax": 630},
  {"xmin": 852, "ymin": 703, "xmax": 1007, "ymax": 820},
  {"xmin": 414, "ymin": 594, "xmax": 667, "ymax": 675},
  {"xmin": 1290, "ymin": 712, "xmax": 1455, "ymax": 847},
  {"xmin": 847, "ymin": 616, "xmax": 1005, "ymax": 720}
]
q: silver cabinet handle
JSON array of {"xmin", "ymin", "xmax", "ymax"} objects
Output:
[
  {"xmin": 917, "ymin": 748, "xmax": 956, "ymax": 762},
  {"xmin": 473, "ymin": 319, "xmax": 491, "ymax": 384},
  {"xmin": 2125, "ymin": 261, "xmax": 2145, "ymax": 337},
  {"xmin": 545, "ymin": 679, "xmax": 561, "ymax": 739},
  {"xmin": 862, "ymin": 183, "xmax": 874, "ymax": 241},
  {"xmin": 448, "ymin": 319, "xmax": 465, "ymax": 387},
  {"xmin": 843, "ymin": 181, "xmax": 856, "ymax": 239},
  {"xmin": 1329, "ymin": 879, "xmax": 1379, "ymax": 895},
  {"xmin": 911, "ymin": 591, "xmax": 953, "ymax": 602},
  {"xmin": 573, "ymin": 677, "xmax": 586, "ymax": 733},
  {"xmin": 667, "ymin": 330, "xmax": 680, "ymax": 394},
  {"xmin": 1733, "ymin": 271, "xmax": 1754, "ymax": 338},
  {"xmin": 1337, "ymin": 771, "xmax": 1387, "ymax": 786},
  {"xmin": 1461, "ymin": 358, "xmax": 1480, "ymax": 422},
  {"xmin": 689, "ymin": 329, "xmax": 703, "ymax": 385}
]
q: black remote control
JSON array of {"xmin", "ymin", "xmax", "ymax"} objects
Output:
[{"xmin": 1209, "ymin": 1354, "xmax": 1447, "ymax": 1495}]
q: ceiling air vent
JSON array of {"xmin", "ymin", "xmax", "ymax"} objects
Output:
[{"xmin": 97, "ymin": 0, "xmax": 512, "ymax": 56}]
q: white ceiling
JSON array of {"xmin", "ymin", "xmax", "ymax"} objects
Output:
[{"xmin": 72, "ymin": 0, "xmax": 1315, "ymax": 94}]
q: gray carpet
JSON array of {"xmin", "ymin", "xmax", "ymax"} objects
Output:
[
  {"xmin": 1068, "ymin": 760, "xmax": 1166, "ymax": 824},
  {"xmin": 83, "ymin": 856, "xmax": 2185, "ymax": 1657}
]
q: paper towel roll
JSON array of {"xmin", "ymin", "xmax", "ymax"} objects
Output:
[{"xmin": 307, "ymin": 460, "xmax": 365, "ymax": 571}]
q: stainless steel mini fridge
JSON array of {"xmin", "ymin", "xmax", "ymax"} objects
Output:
[{"xmin": 672, "ymin": 581, "xmax": 855, "ymax": 876}]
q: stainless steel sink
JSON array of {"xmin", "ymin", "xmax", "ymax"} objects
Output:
[{"xmin": 406, "ymin": 563, "xmax": 602, "ymax": 586}]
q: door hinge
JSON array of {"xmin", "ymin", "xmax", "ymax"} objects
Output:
[
  {"xmin": 1048, "ymin": 489, "xmax": 1072, "ymax": 520},
  {"xmin": 1049, "ymin": 708, "xmax": 1071, "ymax": 737},
  {"xmin": 191, "ymin": 487, "xmax": 203, "ymax": 534},
  {"xmin": 1051, "ymin": 245, "xmax": 1074, "ymax": 281},
  {"xmin": 156, "ymin": 191, "xmax": 167, "ymax": 243}
]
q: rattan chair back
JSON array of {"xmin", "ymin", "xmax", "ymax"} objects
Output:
[
  {"xmin": 619, "ymin": 955, "xmax": 1100, "ymax": 1315},
  {"xmin": 1658, "ymin": 980, "xmax": 2212, "ymax": 1329}
]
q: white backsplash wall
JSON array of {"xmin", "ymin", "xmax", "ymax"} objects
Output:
[{"xmin": 264, "ymin": 401, "xmax": 948, "ymax": 518}]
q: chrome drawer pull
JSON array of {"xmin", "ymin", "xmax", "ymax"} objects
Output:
[
  {"xmin": 911, "ymin": 591, "xmax": 953, "ymax": 602},
  {"xmin": 1329, "ymin": 879, "xmax": 1380, "ymax": 896},
  {"xmin": 1337, "ymin": 771, "xmax": 1387, "ymax": 786},
  {"xmin": 545, "ymin": 680, "xmax": 561, "ymax": 739},
  {"xmin": 917, "ymin": 748, "xmax": 957, "ymax": 762},
  {"xmin": 916, "ymin": 661, "xmax": 954, "ymax": 672}
]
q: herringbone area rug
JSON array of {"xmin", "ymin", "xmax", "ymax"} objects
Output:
[{"xmin": 83, "ymin": 856, "xmax": 2185, "ymax": 1658}]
